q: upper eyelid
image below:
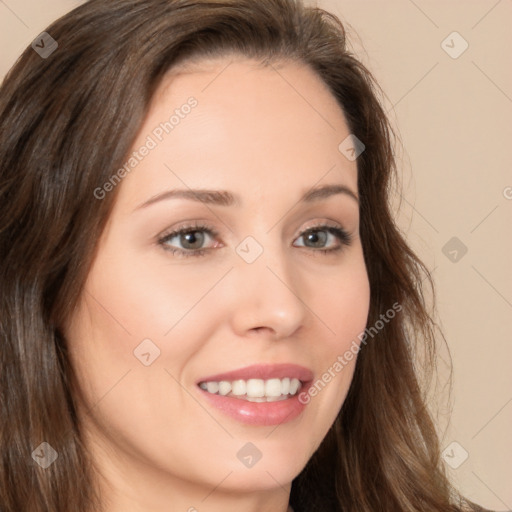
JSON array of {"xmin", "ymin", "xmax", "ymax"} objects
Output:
[{"xmin": 159, "ymin": 223, "xmax": 218, "ymax": 241}]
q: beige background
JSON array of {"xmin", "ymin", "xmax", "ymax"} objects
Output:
[{"xmin": 1, "ymin": 0, "xmax": 511, "ymax": 509}]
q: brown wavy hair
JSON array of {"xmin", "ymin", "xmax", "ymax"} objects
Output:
[{"xmin": 0, "ymin": 1, "xmax": 489, "ymax": 511}]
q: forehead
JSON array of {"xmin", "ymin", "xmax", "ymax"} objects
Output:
[{"xmin": 115, "ymin": 57, "xmax": 358, "ymax": 211}]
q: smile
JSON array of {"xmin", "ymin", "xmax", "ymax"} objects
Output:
[
  {"xmin": 198, "ymin": 377, "xmax": 303, "ymax": 402},
  {"xmin": 196, "ymin": 364, "xmax": 313, "ymax": 425}
]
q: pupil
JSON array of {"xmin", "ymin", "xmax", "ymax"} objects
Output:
[
  {"xmin": 307, "ymin": 230, "xmax": 326, "ymax": 248},
  {"xmin": 183, "ymin": 231, "xmax": 204, "ymax": 249}
]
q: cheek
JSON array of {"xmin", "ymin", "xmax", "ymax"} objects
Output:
[
  {"xmin": 299, "ymin": 250, "xmax": 370, "ymax": 415},
  {"xmin": 313, "ymin": 249, "xmax": 371, "ymax": 355},
  {"xmin": 64, "ymin": 256, "xmax": 216, "ymax": 474},
  {"xmin": 74, "ymin": 239, "xmax": 225, "ymax": 352}
]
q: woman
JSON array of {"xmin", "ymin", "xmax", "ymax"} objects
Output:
[{"xmin": 0, "ymin": 1, "xmax": 497, "ymax": 511}]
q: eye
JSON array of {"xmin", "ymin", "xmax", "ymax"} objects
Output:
[
  {"xmin": 293, "ymin": 224, "xmax": 353, "ymax": 255},
  {"xmin": 158, "ymin": 222, "xmax": 219, "ymax": 258},
  {"xmin": 157, "ymin": 221, "xmax": 353, "ymax": 258}
]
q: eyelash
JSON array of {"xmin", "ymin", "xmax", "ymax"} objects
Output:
[{"xmin": 157, "ymin": 221, "xmax": 353, "ymax": 259}]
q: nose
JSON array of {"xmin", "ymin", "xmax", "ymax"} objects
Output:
[{"xmin": 228, "ymin": 241, "xmax": 308, "ymax": 341}]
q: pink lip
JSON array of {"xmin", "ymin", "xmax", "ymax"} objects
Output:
[
  {"xmin": 195, "ymin": 364, "xmax": 314, "ymax": 426},
  {"xmin": 196, "ymin": 363, "xmax": 314, "ymax": 384}
]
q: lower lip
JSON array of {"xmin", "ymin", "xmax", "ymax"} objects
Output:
[{"xmin": 198, "ymin": 386, "xmax": 310, "ymax": 426}]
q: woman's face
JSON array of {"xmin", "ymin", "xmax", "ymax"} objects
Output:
[{"xmin": 65, "ymin": 57, "xmax": 370, "ymax": 508}]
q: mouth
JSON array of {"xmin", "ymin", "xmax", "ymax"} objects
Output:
[
  {"xmin": 195, "ymin": 364, "xmax": 314, "ymax": 426},
  {"xmin": 198, "ymin": 377, "xmax": 304, "ymax": 402}
]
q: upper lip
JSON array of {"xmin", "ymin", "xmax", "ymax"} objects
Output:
[{"xmin": 197, "ymin": 364, "xmax": 314, "ymax": 384}]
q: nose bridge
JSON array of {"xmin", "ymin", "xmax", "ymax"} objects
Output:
[{"xmin": 229, "ymin": 229, "xmax": 307, "ymax": 338}]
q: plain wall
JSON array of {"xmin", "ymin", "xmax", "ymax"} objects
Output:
[{"xmin": 1, "ymin": 0, "xmax": 511, "ymax": 509}]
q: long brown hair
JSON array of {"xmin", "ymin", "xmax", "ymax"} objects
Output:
[{"xmin": 0, "ymin": 1, "xmax": 485, "ymax": 511}]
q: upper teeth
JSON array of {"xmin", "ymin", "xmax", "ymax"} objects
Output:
[{"xmin": 199, "ymin": 377, "xmax": 301, "ymax": 399}]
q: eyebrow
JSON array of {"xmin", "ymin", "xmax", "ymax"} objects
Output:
[{"xmin": 135, "ymin": 183, "xmax": 359, "ymax": 211}]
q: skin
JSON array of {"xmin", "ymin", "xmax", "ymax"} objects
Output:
[{"xmin": 64, "ymin": 57, "xmax": 371, "ymax": 512}]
